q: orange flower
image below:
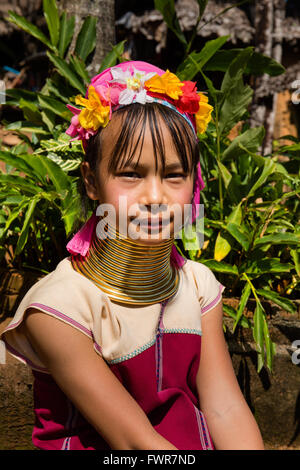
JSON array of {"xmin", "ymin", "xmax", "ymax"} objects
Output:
[
  {"xmin": 144, "ymin": 70, "xmax": 184, "ymax": 100},
  {"xmin": 195, "ymin": 93, "xmax": 213, "ymax": 134},
  {"xmin": 75, "ymin": 86, "xmax": 110, "ymax": 131}
]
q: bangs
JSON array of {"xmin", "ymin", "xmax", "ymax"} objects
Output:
[{"xmin": 85, "ymin": 102, "xmax": 199, "ymax": 175}]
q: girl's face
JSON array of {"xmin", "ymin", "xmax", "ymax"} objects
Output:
[{"xmin": 81, "ymin": 113, "xmax": 195, "ymax": 245}]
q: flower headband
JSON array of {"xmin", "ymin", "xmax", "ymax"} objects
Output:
[
  {"xmin": 66, "ymin": 60, "xmax": 213, "ymax": 150},
  {"xmin": 65, "ymin": 61, "xmax": 213, "ymax": 262}
]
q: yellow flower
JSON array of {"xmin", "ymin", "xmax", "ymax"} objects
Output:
[
  {"xmin": 144, "ymin": 70, "xmax": 184, "ymax": 100},
  {"xmin": 195, "ymin": 93, "xmax": 213, "ymax": 134},
  {"xmin": 75, "ymin": 86, "xmax": 110, "ymax": 130}
]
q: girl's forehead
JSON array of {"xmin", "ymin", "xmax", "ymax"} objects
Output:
[{"xmin": 98, "ymin": 105, "xmax": 195, "ymax": 174}]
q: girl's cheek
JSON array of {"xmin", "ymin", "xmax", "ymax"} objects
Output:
[{"xmin": 174, "ymin": 185, "xmax": 194, "ymax": 205}]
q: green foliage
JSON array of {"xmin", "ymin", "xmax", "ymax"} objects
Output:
[
  {"xmin": 156, "ymin": 0, "xmax": 299, "ymax": 374},
  {"xmin": 1, "ymin": 0, "xmax": 126, "ymax": 272},
  {"xmin": 1, "ymin": 0, "xmax": 299, "ymax": 375}
]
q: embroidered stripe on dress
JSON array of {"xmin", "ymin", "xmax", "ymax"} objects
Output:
[
  {"xmin": 193, "ymin": 405, "xmax": 214, "ymax": 450},
  {"xmin": 155, "ymin": 299, "xmax": 169, "ymax": 392}
]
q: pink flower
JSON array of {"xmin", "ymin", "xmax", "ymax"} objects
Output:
[{"xmin": 66, "ymin": 104, "xmax": 96, "ymax": 148}]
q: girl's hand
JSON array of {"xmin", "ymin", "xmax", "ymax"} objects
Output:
[{"xmin": 21, "ymin": 309, "xmax": 177, "ymax": 450}]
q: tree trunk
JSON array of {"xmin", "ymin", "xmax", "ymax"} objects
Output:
[
  {"xmin": 58, "ymin": 0, "xmax": 115, "ymax": 76},
  {"xmin": 249, "ymin": 0, "xmax": 274, "ymax": 155},
  {"xmin": 249, "ymin": 0, "xmax": 286, "ymax": 155}
]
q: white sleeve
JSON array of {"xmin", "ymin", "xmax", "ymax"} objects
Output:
[{"xmin": 188, "ymin": 260, "xmax": 226, "ymax": 316}]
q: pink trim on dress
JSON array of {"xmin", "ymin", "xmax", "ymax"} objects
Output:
[{"xmin": 201, "ymin": 283, "xmax": 225, "ymax": 315}]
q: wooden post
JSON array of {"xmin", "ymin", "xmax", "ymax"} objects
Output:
[{"xmin": 58, "ymin": 0, "xmax": 115, "ymax": 76}]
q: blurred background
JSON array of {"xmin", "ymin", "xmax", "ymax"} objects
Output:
[{"xmin": 0, "ymin": 0, "xmax": 299, "ymax": 149}]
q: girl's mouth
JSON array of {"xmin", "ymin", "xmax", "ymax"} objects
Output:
[{"xmin": 130, "ymin": 216, "xmax": 173, "ymax": 231}]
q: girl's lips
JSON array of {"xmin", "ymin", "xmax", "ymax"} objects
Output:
[{"xmin": 132, "ymin": 218, "xmax": 173, "ymax": 228}]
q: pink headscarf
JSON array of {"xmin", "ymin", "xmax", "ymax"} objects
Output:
[{"xmin": 66, "ymin": 61, "xmax": 206, "ymax": 268}]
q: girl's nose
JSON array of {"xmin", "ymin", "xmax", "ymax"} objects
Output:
[{"xmin": 140, "ymin": 176, "xmax": 167, "ymax": 207}]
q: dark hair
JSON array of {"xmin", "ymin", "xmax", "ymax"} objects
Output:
[{"xmin": 77, "ymin": 102, "xmax": 199, "ymax": 221}]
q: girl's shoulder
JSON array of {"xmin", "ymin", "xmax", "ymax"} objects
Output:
[
  {"xmin": 0, "ymin": 257, "xmax": 108, "ymax": 372},
  {"xmin": 11, "ymin": 256, "xmax": 107, "ymax": 319},
  {"xmin": 181, "ymin": 259, "xmax": 226, "ymax": 316}
]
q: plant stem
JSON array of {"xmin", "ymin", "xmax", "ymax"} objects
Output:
[{"xmin": 214, "ymin": 107, "xmax": 224, "ymax": 221}]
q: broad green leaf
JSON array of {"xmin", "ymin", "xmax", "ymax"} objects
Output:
[
  {"xmin": 219, "ymin": 82, "xmax": 253, "ymax": 136},
  {"xmin": 200, "ymin": 259, "xmax": 239, "ymax": 275},
  {"xmin": 41, "ymin": 109, "xmax": 55, "ymax": 132},
  {"xmin": 218, "ymin": 48, "xmax": 254, "ymax": 135},
  {"xmin": 217, "ymin": 160, "xmax": 232, "ymax": 188},
  {"xmin": 254, "ymin": 232, "xmax": 300, "ymax": 247},
  {"xmin": 5, "ymin": 121, "xmax": 50, "ymax": 135},
  {"xmin": 222, "ymin": 127, "xmax": 265, "ymax": 162},
  {"xmin": 8, "ymin": 11, "xmax": 55, "ymax": 52},
  {"xmin": 43, "ymin": 0, "xmax": 60, "ymax": 47},
  {"xmin": 176, "ymin": 36, "xmax": 229, "ymax": 80},
  {"xmin": 98, "ymin": 41, "xmax": 127, "ymax": 73},
  {"xmin": 5, "ymin": 88, "xmax": 39, "ymax": 106},
  {"xmin": 247, "ymin": 158, "xmax": 275, "ymax": 199},
  {"xmin": 204, "ymin": 50, "xmax": 285, "ymax": 77},
  {"xmin": 221, "ymin": 47, "xmax": 253, "ymax": 95},
  {"xmin": 0, "ymin": 194, "xmax": 25, "ymax": 205},
  {"xmin": 34, "ymin": 154, "xmax": 71, "ymax": 195},
  {"xmin": 197, "ymin": 0, "xmax": 209, "ymax": 18},
  {"xmin": 0, "ymin": 151, "xmax": 41, "ymax": 180},
  {"xmin": 19, "ymin": 98, "xmax": 42, "ymax": 124},
  {"xmin": 226, "ymin": 202, "xmax": 243, "ymax": 225},
  {"xmin": 46, "ymin": 153, "xmax": 81, "ymax": 172},
  {"xmin": 290, "ymin": 249, "xmax": 300, "ymax": 277},
  {"xmin": 2, "ymin": 198, "xmax": 31, "ymax": 234},
  {"xmin": 226, "ymin": 222, "xmax": 251, "ymax": 251},
  {"xmin": 37, "ymin": 94, "xmax": 72, "ymax": 120},
  {"xmin": 0, "ymin": 174, "xmax": 42, "ymax": 194},
  {"xmin": 61, "ymin": 188, "xmax": 82, "ymax": 235},
  {"xmin": 256, "ymin": 288, "xmax": 297, "ymax": 314},
  {"xmin": 214, "ymin": 231, "xmax": 232, "ymax": 261},
  {"xmin": 223, "ymin": 304, "xmax": 251, "ymax": 328},
  {"xmin": 47, "ymin": 52, "xmax": 86, "ymax": 94},
  {"xmin": 58, "ymin": 12, "xmax": 75, "ymax": 57},
  {"xmin": 253, "ymin": 302, "xmax": 265, "ymax": 372},
  {"xmin": 263, "ymin": 314, "xmax": 276, "ymax": 372},
  {"xmin": 233, "ymin": 282, "xmax": 251, "ymax": 332},
  {"xmin": 245, "ymin": 258, "xmax": 293, "ymax": 276},
  {"xmin": 15, "ymin": 197, "xmax": 38, "ymax": 255},
  {"xmin": 69, "ymin": 54, "xmax": 90, "ymax": 84},
  {"xmin": 154, "ymin": 0, "xmax": 187, "ymax": 46},
  {"xmin": 75, "ymin": 16, "xmax": 97, "ymax": 61}
]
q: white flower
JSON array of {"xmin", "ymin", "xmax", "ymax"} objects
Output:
[{"xmin": 110, "ymin": 66, "xmax": 156, "ymax": 105}]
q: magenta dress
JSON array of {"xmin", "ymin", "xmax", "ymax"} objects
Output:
[{"xmin": 1, "ymin": 257, "xmax": 225, "ymax": 450}]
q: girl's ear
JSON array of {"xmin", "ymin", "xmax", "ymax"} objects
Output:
[{"xmin": 80, "ymin": 161, "xmax": 98, "ymax": 201}]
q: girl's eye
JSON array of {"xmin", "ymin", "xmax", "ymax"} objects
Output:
[
  {"xmin": 119, "ymin": 172, "xmax": 140, "ymax": 179},
  {"xmin": 166, "ymin": 173, "xmax": 186, "ymax": 179}
]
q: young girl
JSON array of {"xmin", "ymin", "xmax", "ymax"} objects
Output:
[{"xmin": 1, "ymin": 61, "xmax": 264, "ymax": 451}]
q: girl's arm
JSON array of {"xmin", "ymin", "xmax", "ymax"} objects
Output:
[
  {"xmin": 196, "ymin": 301, "xmax": 265, "ymax": 450},
  {"xmin": 21, "ymin": 308, "xmax": 178, "ymax": 450}
]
